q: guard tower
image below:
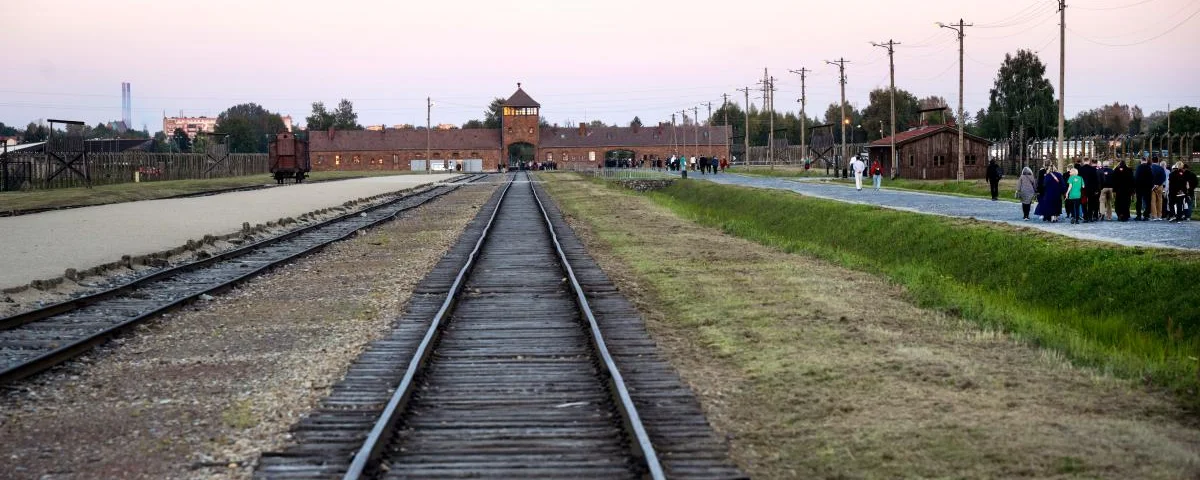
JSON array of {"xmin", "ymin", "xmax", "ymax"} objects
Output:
[{"xmin": 502, "ymin": 83, "xmax": 540, "ymax": 168}]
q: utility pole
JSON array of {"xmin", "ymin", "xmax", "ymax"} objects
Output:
[
  {"xmin": 738, "ymin": 86, "xmax": 751, "ymax": 167},
  {"xmin": 939, "ymin": 19, "xmax": 972, "ymax": 180},
  {"xmin": 1056, "ymin": 0, "xmax": 1067, "ymax": 170},
  {"xmin": 706, "ymin": 101, "xmax": 713, "ymax": 156},
  {"xmin": 825, "ymin": 58, "xmax": 849, "ymax": 173},
  {"xmin": 871, "ymin": 40, "xmax": 900, "ymax": 178},
  {"xmin": 789, "ymin": 68, "xmax": 811, "ymax": 166},
  {"xmin": 426, "ymin": 96, "xmax": 432, "ymax": 174},
  {"xmin": 760, "ymin": 69, "xmax": 778, "ymax": 169},
  {"xmin": 722, "ymin": 94, "xmax": 730, "ymax": 161},
  {"xmin": 692, "ymin": 106, "xmax": 700, "ymax": 162}
]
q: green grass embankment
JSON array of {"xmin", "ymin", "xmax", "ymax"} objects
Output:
[{"xmin": 648, "ymin": 180, "xmax": 1200, "ymax": 395}]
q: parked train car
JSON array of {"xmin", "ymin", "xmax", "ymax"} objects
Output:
[{"xmin": 269, "ymin": 133, "xmax": 310, "ymax": 184}]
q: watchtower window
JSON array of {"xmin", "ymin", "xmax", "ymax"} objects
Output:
[{"xmin": 503, "ymin": 107, "xmax": 539, "ymax": 116}]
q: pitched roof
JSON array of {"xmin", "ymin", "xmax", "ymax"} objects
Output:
[
  {"xmin": 540, "ymin": 125, "xmax": 732, "ymax": 148},
  {"xmin": 869, "ymin": 124, "xmax": 991, "ymax": 148},
  {"xmin": 309, "ymin": 128, "xmax": 500, "ymax": 151},
  {"xmin": 503, "ymin": 87, "xmax": 540, "ymax": 108}
]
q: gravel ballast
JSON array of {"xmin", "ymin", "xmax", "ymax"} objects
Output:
[
  {"xmin": 0, "ymin": 179, "xmax": 499, "ymax": 479},
  {"xmin": 0, "ymin": 174, "xmax": 461, "ymax": 289}
]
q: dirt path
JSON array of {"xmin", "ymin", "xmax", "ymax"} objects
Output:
[
  {"xmin": 541, "ymin": 174, "xmax": 1200, "ymax": 479},
  {"xmin": 0, "ymin": 180, "xmax": 499, "ymax": 479}
]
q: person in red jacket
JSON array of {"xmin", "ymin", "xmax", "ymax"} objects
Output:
[{"xmin": 870, "ymin": 160, "xmax": 883, "ymax": 191}]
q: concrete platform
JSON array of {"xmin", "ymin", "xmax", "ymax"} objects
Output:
[{"xmin": 0, "ymin": 174, "xmax": 461, "ymax": 289}]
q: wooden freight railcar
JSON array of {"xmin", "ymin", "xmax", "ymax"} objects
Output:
[{"xmin": 269, "ymin": 133, "xmax": 310, "ymax": 184}]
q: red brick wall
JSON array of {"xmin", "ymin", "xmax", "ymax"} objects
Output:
[
  {"xmin": 502, "ymin": 114, "xmax": 540, "ymax": 149},
  {"xmin": 311, "ymin": 149, "xmax": 503, "ymax": 172}
]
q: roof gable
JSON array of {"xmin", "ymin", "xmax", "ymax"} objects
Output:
[
  {"xmin": 503, "ymin": 86, "xmax": 540, "ymax": 108},
  {"xmin": 870, "ymin": 125, "xmax": 991, "ymax": 147}
]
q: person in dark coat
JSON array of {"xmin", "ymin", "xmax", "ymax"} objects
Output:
[
  {"xmin": 1183, "ymin": 163, "xmax": 1197, "ymax": 220},
  {"xmin": 1034, "ymin": 165, "xmax": 1064, "ymax": 222},
  {"xmin": 1168, "ymin": 162, "xmax": 1189, "ymax": 222},
  {"xmin": 986, "ymin": 159, "xmax": 1003, "ymax": 200},
  {"xmin": 1112, "ymin": 160, "xmax": 1135, "ymax": 221},
  {"xmin": 1133, "ymin": 157, "xmax": 1154, "ymax": 220},
  {"xmin": 1080, "ymin": 159, "xmax": 1102, "ymax": 221},
  {"xmin": 1098, "ymin": 160, "xmax": 1115, "ymax": 220},
  {"xmin": 1036, "ymin": 164, "xmax": 1048, "ymax": 199}
]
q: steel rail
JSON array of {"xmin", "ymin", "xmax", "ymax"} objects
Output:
[
  {"xmin": 0, "ymin": 175, "xmax": 485, "ymax": 385},
  {"xmin": 341, "ymin": 174, "xmax": 515, "ymax": 480},
  {"xmin": 530, "ymin": 176, "xmax": 666, "ymax": 480},
  {"xmin": 342, "ymin": 172, "xmax": 664, "ymax": 480},
  {"xmin": 0, "ymin": 175, "xmax": 478, "ymax": 332}
]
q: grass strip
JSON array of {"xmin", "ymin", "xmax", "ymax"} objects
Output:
[
  {"xmin": 646, "ymin": 179, "xmax": 1200, "ymax": 395},
  {"xmin": 0, "ymin": 170, "xmax": 418, "ymax": 212}
]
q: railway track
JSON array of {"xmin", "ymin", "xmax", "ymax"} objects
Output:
[
  {"xmin": 256, "ymin": 172, "xmax": 743, "ymax": 479},
  {"xmin": 0, "ymin": 174, "xmax": 487, "ymax": 385}
]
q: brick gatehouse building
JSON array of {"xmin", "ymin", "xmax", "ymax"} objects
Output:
[{"xmin": 309, "ymin": 85, "xmax": 731, "ymax": 172}]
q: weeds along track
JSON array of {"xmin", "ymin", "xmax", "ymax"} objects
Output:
[
  {"xmin": 0, "ymin": 174, "xmax": 487, "ymax": 385},
  {"xmin": 255, "ymin": 172, "xmax": 744, "ymax": 479}
]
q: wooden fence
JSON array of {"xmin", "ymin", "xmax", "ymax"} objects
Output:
[{"xmin": 0, "ymin": 151, "xmax": 270, "ymax": 191}]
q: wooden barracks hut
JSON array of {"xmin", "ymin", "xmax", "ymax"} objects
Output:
[
  {"xmin": 309, "ymin": 84, "xmax": 732, "ymax": 172},
  {"xmin": 867, "ymin": 110, "xmax": 992, "ymax": 179}
]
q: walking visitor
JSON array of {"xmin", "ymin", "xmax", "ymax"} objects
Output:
[
  {"xmin": 1016, "ymin": 166, "xmax": 1037, "ymax": 220},
  {"xmin": 1113, "ymin": 160, "xmax": 1134, "ymax": 221},
  {"xmin": 1134, "ymin": 157, "xmax": 1153, "ymax": 221},
  {"xmin": 870, "ymin": 160, "xmax": 883, "ymax": 191},
  {"xmin": 1065, "ymin": 167, "xmax": 1084, "ymax": 224},
  {"xmin": 1035, "ymin": 165, "xmax": 1063, "ymax": 222},
  {"xmin": 986, "ymin": 159, "xmax": 1003, "ymax": 201},
  {"xmin": 851, "ymin": 155, "xmax": 866, "ymax": 191}
]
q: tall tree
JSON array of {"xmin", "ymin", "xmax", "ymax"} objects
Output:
[
  {"xmin": 483, "ymin": 97, "xmax": 505, "ymax": 129},
  {"xmin": 0, "ymin": 122, "xmax": 20, "ymax": 136},
  {"xmin": 861, "ymin": 87, "xmax": 920, "ymax": 141},
  {"xmin": 23, "ymin": 123, "xmax": 48, "ymax": 142},
  {"xmin": 1148, "ymin": 106, "xmax": 1199, "ymax": 135},
  {"xmin": 629, "ymin": 116, "xmax": 643, "ymax": 128},
  {"xmin": 172, "ymin": 127, "xmax": 191, "ymax": 152},
  {"xmin": 462, "ymin": 119, "xmax": 485, "ymax": 129},
  {"xmin": 332, "ymin": 99, "xmax": 361, "ymax": 130},
  {"xmin": 306, "ymin": 101, "xmax": 335, "ymax": 131},
  {"xmin": 214, "ymin": 103, "xmax": 286, "ymax": 153},
  {"xmin": 977, "ymin": 49, "xmax": 1056, "ymax": 144}
]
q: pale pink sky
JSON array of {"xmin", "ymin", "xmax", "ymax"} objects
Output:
[{"xmin": 2, "ymin": 0, "xmax": 1197, "ymax": 133}]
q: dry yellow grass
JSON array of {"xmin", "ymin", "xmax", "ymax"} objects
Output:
[{"xmin": 541, "ymin": 173, "xmax": 1200, "ymax": 479}]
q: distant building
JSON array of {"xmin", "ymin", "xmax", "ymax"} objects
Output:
[
  {"xmin": 394, "ymin": 124, "xmax": 414, "ymax": 130},
  {"xmin": 435, "ymin": 124, "xmax": 458, "ymax": 130},
  {"xmin": 309, "ymin": 85, "xmax": 731, "ymax": 172},
  {"xmin": 868, "ymin": 124, "xmax": 992, "ymax": 179},
  {"xmin": 366, "ymin": 125, "xmax": 386, "ymax": 132},
  {"xmin": 163, "ymin": 116, "xmax": 217, "ymax": 139},
  {"xmin": 0, "ymin": 136, "xmax": 19, "ymax": 146}
]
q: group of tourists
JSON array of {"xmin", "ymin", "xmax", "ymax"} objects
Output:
[
  {"xmin": 665, "ymin": 155, "xmax": 727, "ymax": 174},
  {"xmin": 1022, "ymin": 157, "xmax": 1195, "ymax": 224}
]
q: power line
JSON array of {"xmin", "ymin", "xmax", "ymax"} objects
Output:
[
  {"xmin": 1073, "ymin": 0, "xmax": 1160, "ymax": 10},
  {"xmin": 1066, "ymin": 4, "xmax": 1200, "ymax": 45}
]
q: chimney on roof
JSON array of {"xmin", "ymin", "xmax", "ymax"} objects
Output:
[
  {"xmin": 632, "ymin": 123, "xmax": 640, "ymax": 134},
  {"xmin": 578, "ymin": 124, "xmax": 587, "ymax": 137},
  {"xmin": 328, "ymin": 127, "xmax": 335, "ymax": 140}
]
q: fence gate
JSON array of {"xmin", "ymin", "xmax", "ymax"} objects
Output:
[
  {"xmin": 808, "ymin": 124, "xmax": 836, "ymax": 170},
  {"xmin": 45, "ymin": 120, "xmax": 90, "ymax": 188}
]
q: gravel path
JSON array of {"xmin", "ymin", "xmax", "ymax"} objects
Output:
[
  {"xmin": 683, "ymin": 172, "xmax": 1200, "ymax": 250},
  {"xmin": 0, "ymin": 174, "xmax": 461, "ymax": 289},
  {"xmin": 0, "ymin": 180, "xmax": 500, "ymax": 479}
]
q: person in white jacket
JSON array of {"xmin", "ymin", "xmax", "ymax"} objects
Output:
[{"xmin": 850, "ymin": 156, "xmax": 867, "ymax": 191}]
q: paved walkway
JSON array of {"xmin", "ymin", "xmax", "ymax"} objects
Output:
[
  {"xmin": 0, "ymin": 174, "xmax": 461, "ymax": 289},
  {"xmin": 680, "ymin": 172, "xmax": 1200, "ymax": 250}
]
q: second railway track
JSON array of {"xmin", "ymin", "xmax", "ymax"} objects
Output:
[
  {"xmin": 256, "ymin": 172, "xmax": 744, "ymax": 479},
  {"xmin": 0, "ymin": 174, "xmax": 487, "ymax": 385}
]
